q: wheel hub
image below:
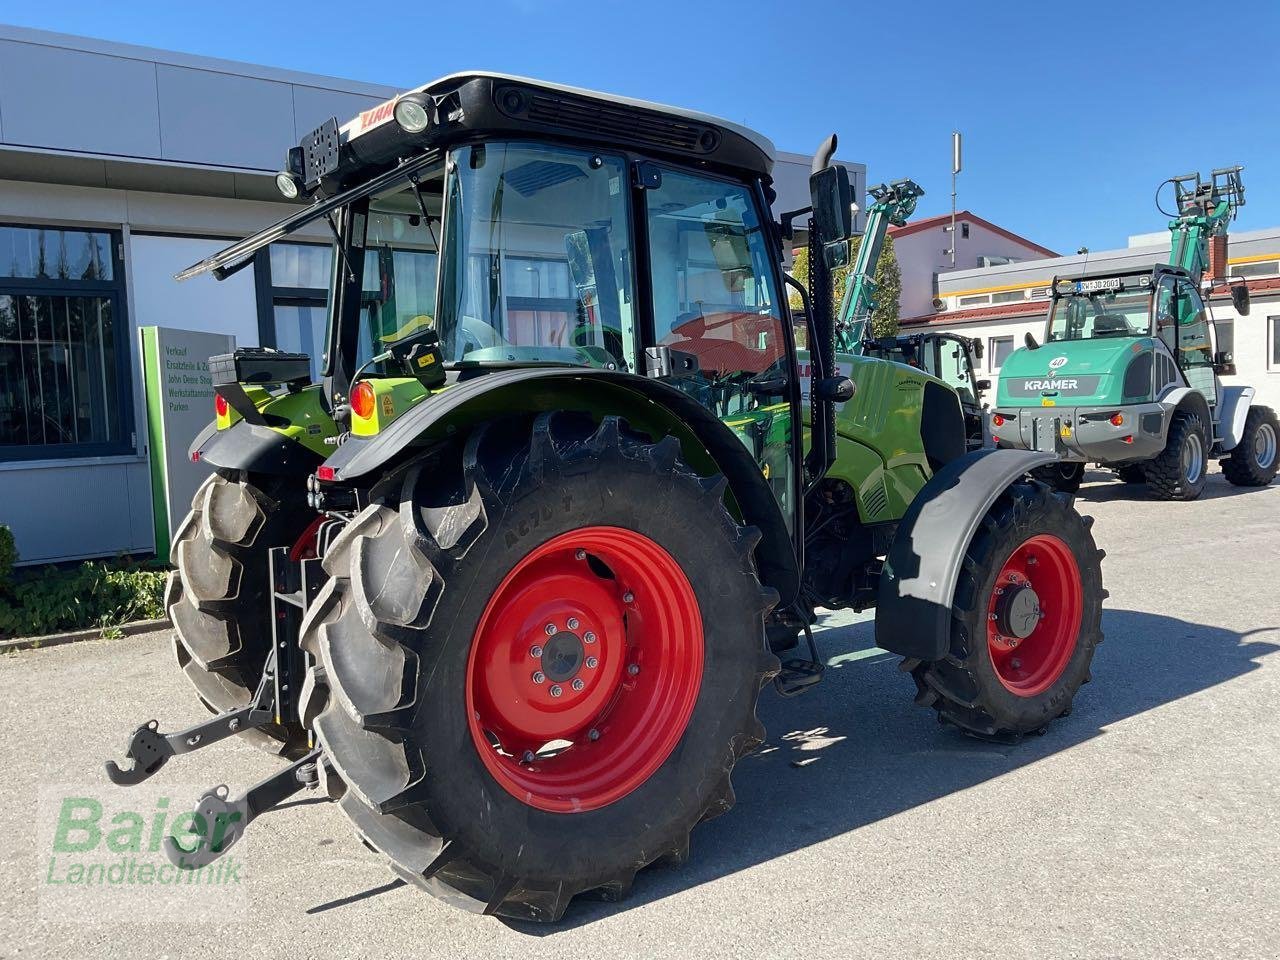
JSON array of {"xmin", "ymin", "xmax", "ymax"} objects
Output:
[
  {"xmin": 541, "ymin": 630, "xmax": 584, "ymax": 682},
  {"xmin": 995, "ymin": 583, "xmax": 1043, "ymax": 640}
]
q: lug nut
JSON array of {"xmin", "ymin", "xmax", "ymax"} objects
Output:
[
  {"xmin": 532, "ymin": 671, "xmax": 546, "ymax": 684},
  {"xmin": 567, "ymin": 617, "xmax": 580, "ymax": 630},
  {"xmin": 588, "ymin": 728, "xmax": 600, "ymax": 741},
  {"xmin": 583, "ymin": 631, "xmax": 596, "ymax": 643},
  {"xmin": 989, "ymin": 613, "xmax": 999, "ymax": 621},
  {"xmin": 572, "ymin": 679, "xmax": 585, "ymax": 692},
  {"xmin": 522, "ymin": 750, "xmax": 535, "ymax": 764},
  {"xmin": 1007, "ymin": 573, "xmax": 1019, "ymax": 583},
  {"xmin": 627, "ymin": 664, "xmax": 640, "ymax": 676},
  {"xmin": 576, "ymin": 549, "xmax": 587, "ymax": 560},
  {"xmin": 622, "ymin": 591, "xmax": 635, "ymax": 604},
  {"xmin": 995, "ymin": 587, "xmax": 1004, "ymax": 596},
  {"xmin": 585, "ymin": 656, "xmax": 598, "ymax": 669},
  {"xmin": 530, "ymin": 645, "xmax": 543, "ymax": 658},
  {"xmin": 544, "ymin": 623, "xmax": 557, "ymax": 636},
  {"xmin": 550, "ymin": 685, "xmax": 563, "ymax": 698}
]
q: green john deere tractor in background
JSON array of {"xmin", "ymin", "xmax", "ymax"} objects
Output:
[
  {"xmin": 993, "ymin": 167, "xmax": 1279, "ymax": 498},
  {"xmin": 106, "ymin": 74, "xmax": 1106, "ymax": 922}
]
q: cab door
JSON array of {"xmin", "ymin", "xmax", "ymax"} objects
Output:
[
  {"xmin": 640, "ymin": 165, "xmax": 798, "ymax": 529},
  {"xmin": 1173, "ymin": 278, "xmax": 1217, "ymax": 407}
]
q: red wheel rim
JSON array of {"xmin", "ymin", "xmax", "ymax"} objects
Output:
[
  {"xmin": 465, "ymin": 526, "xmax": 703, "ymax": 813},
  {"xmin": 985, "ymin": 534, "xmax": 1082, "ymax": 696}
]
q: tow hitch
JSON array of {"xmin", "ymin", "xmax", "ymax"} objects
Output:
[{"xmin": 105, "ymin": 544, "xmax": 329, "ymax": 863}]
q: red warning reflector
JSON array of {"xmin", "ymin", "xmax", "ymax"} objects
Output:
[
  {"xmin": 317, "ymin": 465, "xmax": 336, "ymax": 482},
  {"xmin": 1121, "ymin": 435, "xmax": 1134, "ymax": 445}
]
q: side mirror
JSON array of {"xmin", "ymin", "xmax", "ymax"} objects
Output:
[
  {"xmin": 972, "ymin": 339, "xmax": 984, "ymax": 360},
  {"xmin": 814, "ymin": 376, "xmax": 856, "ymax": 403},
  {"xmin": 809, "ymin": 162, "xmax": 855, "ymax": 268},
  {"xmin": 1230, "ymin": 282, "xmax": 1251, "ymax": 316},
  {"xmin": 976, "ymin": 378, "xmax": 992, "ymax": 392},
  {"xmin": 1024, "ymin": 331, "xmax": 1040, "ymax": 350}
]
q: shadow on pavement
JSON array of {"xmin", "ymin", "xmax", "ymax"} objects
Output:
[
  {"xmin": 1074, "ymin": 470, "xmax": 1276, "ymax": 504},
  {"xmin": 504, "ymin": 606, "xmax": 1276, "ymax": 933}
]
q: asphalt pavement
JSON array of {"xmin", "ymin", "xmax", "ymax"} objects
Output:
[{"xmin": 2, "ymin": 470, "xmax": 1278, "ymax": 960}]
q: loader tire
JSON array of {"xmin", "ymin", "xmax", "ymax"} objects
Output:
[
  {"xmin": 169, "ymin": 470, "xmax": 314, "ymax": 757},
  {"xmin": 1031, "ymin": 461, "xmax": 1084, "ymax": 493},
  {"xmin": 1221, "ymin": 405, "xmax": 1279, "ymax": 487},
  {"xmin": 911, "ymin": 481, "xmax": 1104, "ymax": 739},
  {"xmin": 1116, "ymin": 464, "xmax": 1145, "ymax": 484},
  {"xmin": 302, "ymin": 412, "xmax": 778, "ymax": 922},
  {"xmin": 1145, "ymin": 410, "xmax": 1208, "ymax": 500}
]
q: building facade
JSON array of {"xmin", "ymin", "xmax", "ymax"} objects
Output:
[
  {"xmin": 904, "ymin": 227, "xmax": 1280, "ymax": 413},
  {"xmin": 0, "ymin": 25, "xmax": 862, "ymax": 564},
  {"xmin": 888, "ymin": 210, "xmax": 1057, "ymax": 319}
]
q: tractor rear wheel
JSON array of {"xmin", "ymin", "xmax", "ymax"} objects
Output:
[
  {"xmin": 1221, "ymin": 405, "xmax": 1279, "ymax": 487},
  {"xmin": 168, "ymin": 470, "xmax": 314, "ymax": 757},
  {"xmin": 910, "ymin": 482, "xmax": 1104, "ymax": 738},
  {"xmin": 1031, "ymin": 461, "xmax": 1084, "ymax": 493},
  {"xmin": 302, "ymin": 413, "xmax": 778, "ymax": 921},
  {"xmin": 1146, "ymin": 410, "xmax": 1208, "ymax": 500}
]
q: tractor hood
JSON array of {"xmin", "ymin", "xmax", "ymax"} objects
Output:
[{"xmin": 997, "ymin": 337, "xmax": 1146, "ymax": 407}]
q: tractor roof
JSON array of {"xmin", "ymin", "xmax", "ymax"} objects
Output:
[{"xmin": 300, "ymin": 72, "xmax": 776, "ymax": 192}]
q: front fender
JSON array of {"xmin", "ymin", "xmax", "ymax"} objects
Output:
[
  {"xmin": 875, "ymin": 447, "xmax": 1057, "ymax": 661},
  {"xmin": 322, "ymin": 367, "xmax": 801, "ymax": 604}
]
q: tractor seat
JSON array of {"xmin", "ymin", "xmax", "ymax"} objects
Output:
[{"xmin": 1092, "ymin": 313, "xmax": 1132, "ymax": 336}]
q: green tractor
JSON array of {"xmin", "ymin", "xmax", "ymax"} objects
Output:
[
  {"xmin": 106, "ymin": 73, "xmax": 1106, "ymax": 922},
  {"xmin": 992, "ymin": 167, "xmax": 1279, "ymax": 498}
]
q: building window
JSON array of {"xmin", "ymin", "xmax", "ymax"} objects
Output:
[
  {"xmin": 1270, "ymin": 316, "xmax": 1280, "ymax": 370},
  {"xmin": 989, "ymin": 335, "xmax": 1015, "ymax": 369},
  {"xmin": 1234, "ymin": 260, "xmax": 1278, "ymax": 279},
  {"xmin": 961, "ymin": 222, "xmax": 970, "ymax": 239},
  {"xmin": 958, "ymin": 294, "xmax": 991, "ymax": 307},
  {"xmin": 0, "ymin": 224, "xmax": 132, "ymax": 461},
  {"xmin": 992, "ymin": 289, "xmax": 1027, "ymax": 304},
  {"xmin": 257, "ymin": 243, "xmax": 332, "ymax": 380}
]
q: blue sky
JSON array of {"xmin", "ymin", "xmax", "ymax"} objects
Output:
[{"xmin": 7, "ymin": 0, "xmax": 1280, "ymax": 254}]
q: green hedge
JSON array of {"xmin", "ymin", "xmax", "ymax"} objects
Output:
[{"xmin": 0, "ymin": 526, "xmax": 167, "ymax": 639}]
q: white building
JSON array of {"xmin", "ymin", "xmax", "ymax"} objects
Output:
[
  {"xmin": 0, "ymin": 24, "xmax": 863, "ymax": 564},
  {"xmin": 903, "ymin": 226, "xmax": 1280, "ymax": 413},
  {"xmin": 888, "ymin": 210, "xmax": 1057, "ymax": 319}
]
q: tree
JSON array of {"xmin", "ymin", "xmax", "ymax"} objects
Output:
[{"xmin": 786, "ymin": 233, "xmax": 902, "ymax": 338}]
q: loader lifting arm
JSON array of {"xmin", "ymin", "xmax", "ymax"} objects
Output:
[
  {"xmin": 1163, "ymin": 166, "xmax": 1245, "ymax": 286},
  {"xmin": 835, "ymin": 178, "xmax": 924, "ymax": 352}
]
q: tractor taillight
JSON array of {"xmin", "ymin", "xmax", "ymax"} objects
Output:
[
  {"xmin": 317, "ymin": 465, "xmax": 336, "ymax": 482},
  {"xmin": 215, "ymin": 393, "xmax": 229, "ymax": 417},
  {"xmin": 351, "ymin": 381, "xmax": 375, "ymax": 419}
]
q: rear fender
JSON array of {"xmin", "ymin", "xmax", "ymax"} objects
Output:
[
  {"xmin": 1213, "ymin": 385, "xmax": 1256, "ymax": 452},
  {"xmin": 189, "ymin": 419, "xmax": 324, "ymax": 476},
  {"xmin": 875, "ymin": 448, "xmax": 1057, "ymax": 661},
  {"xmin": 321, "ymin": 368, "xmax": 800, "ymax": 603}
]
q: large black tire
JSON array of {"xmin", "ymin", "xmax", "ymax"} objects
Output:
[
  {"xmin": 301, "ymin": 413, "xmax": 779, "ymax": 922},
  {"xmin": 1221, "ymin": 405, "xmax": 1279, "ymax": 487},
  {"xmin": 168, "ymin": 470, "xmax": 314, "ymax": 757},
  {"xmin": 1116, "ymin": 464, "xmax": 1146, "ymax": 484},
  {"xmin": 1145, "ymin": 410, "xmax": 1209, "ymax": 500},
  {"xmin": 910, "ymin": 482, "xmax": 1105, "ymax": 738},
  {"xmin": 1031, "ymin": 460, "xmax": 1084, "ymax": 493}
]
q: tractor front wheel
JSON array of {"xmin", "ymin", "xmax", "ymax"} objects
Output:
[
  {"xmin": 910, "ymin": 482, "xmax": 1104, "ymax": 738},
  {"xmin": 302, "ymin": 413, "xmax": 778, "ymax": 921}
]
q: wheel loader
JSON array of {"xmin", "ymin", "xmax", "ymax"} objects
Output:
[
  {"xmin": 992, "ymin": 167, "xmax": 1279, "ymax": 498},
  {"xmin": 106, "ymin": 72, "xmax": 1106, "ymax": 922}
]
